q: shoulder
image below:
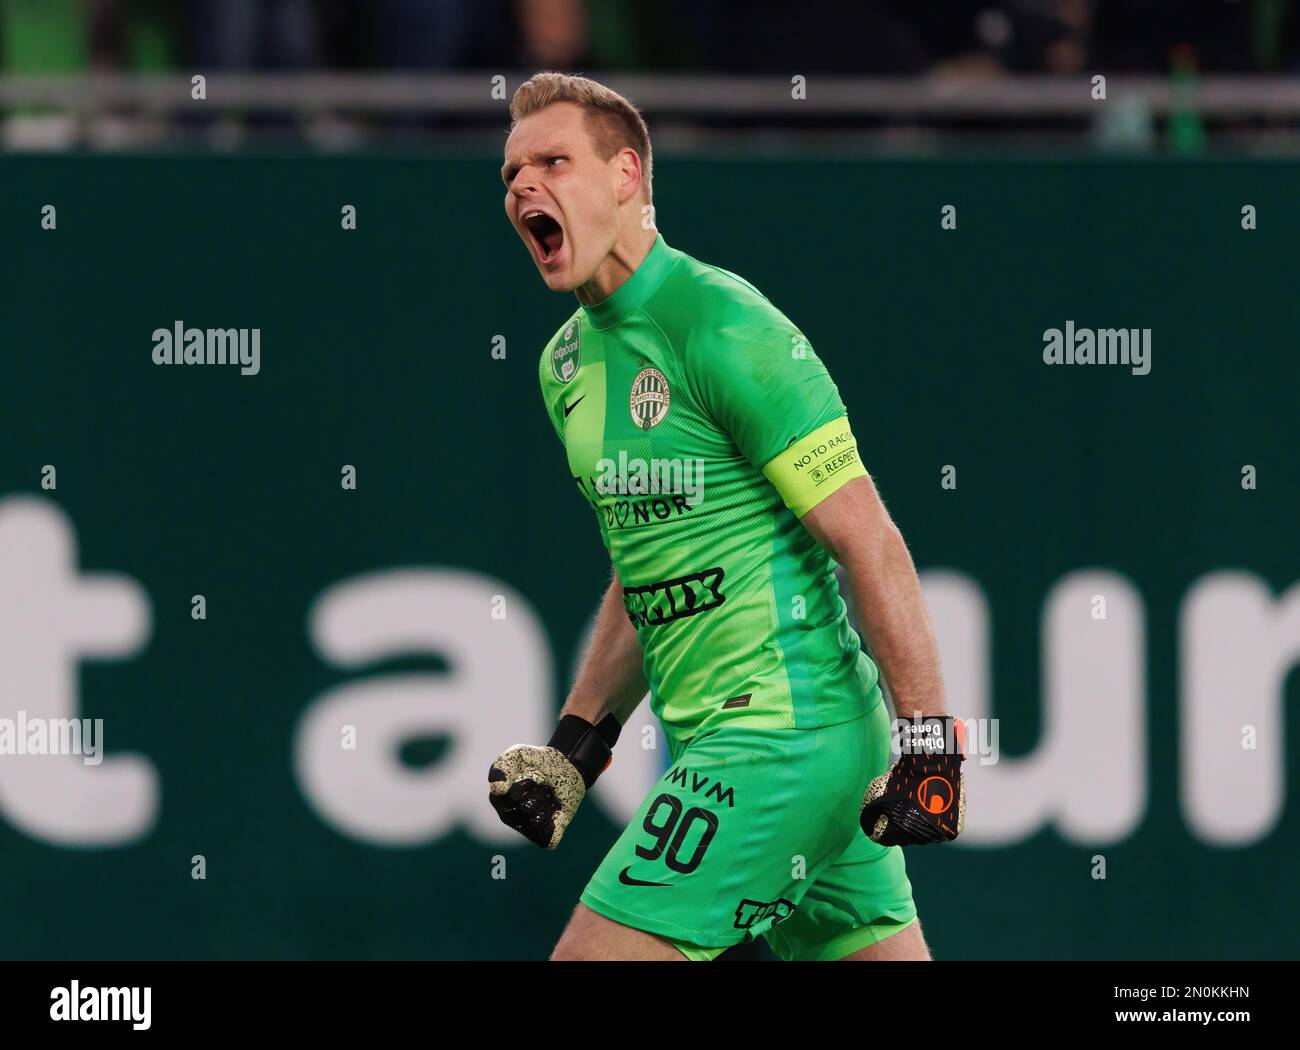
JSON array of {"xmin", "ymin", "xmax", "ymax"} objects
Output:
[
  {"xmin": 649, "ymin": 251, "xmax": 804, "ymax": 373},
  {"xmin": 658, "ymin": 250, "xmax": 787, "ymax": 324}
]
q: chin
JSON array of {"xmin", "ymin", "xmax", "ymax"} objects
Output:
[{"xmin": 540, "ymin": 269, "xmax": 577, "ymax": 293}]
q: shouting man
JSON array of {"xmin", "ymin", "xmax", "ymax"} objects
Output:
[{"xmin": 490, "ymin": 72, "xmax": 965, "ymax": 962}]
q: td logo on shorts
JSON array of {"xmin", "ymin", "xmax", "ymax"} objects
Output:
[{"xmin": 734, "ymin": 898, "xmax": 794, "ymax": 931}]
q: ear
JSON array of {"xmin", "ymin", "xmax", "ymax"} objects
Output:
[{"xmin": 614, "ymin": 147, "xmax": 643, "ymax": 206}]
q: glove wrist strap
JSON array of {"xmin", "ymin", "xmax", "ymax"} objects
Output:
[
  {"xmin": 548, "ymin": 714, "xmax": 619, "ymax": 787},
  {"xmin": 895, "ymin": 714, "xmax": 966, "ymax": 758}
]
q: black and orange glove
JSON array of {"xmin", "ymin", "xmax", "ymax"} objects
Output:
[
  {"xmin": 488, "ymin": 713, "xmax": 620, "ymax": 849},
  {"xmin": 861, "ymin": 715, "xmax": 966, "ymax": 846}
]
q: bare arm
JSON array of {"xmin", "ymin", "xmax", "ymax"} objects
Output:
[
  {"xmin": 560, "ymin": 568, "xmax": 649, "ymax": 727},
  {"xmin": 801, "ymin": 475, "xmax": 946, "ymax": 718},
  {"xmin": 488, "ymin": 567, "xmax": 646, "ymax": 850}
]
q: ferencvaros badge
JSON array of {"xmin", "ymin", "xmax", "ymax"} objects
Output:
[{"xmin": 630, "ymin": 367, "xmax": 670, "ymax": 429}]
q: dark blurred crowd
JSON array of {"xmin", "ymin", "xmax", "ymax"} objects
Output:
[{"xmin": 4, "ymin": 0, "xmax": 1300, "ymax": 76}]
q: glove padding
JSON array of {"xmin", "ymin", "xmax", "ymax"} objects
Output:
[
  {"xmin": 861, "ymin": 715, "xmax": 966, "ymax": 846},
  {"xmin": 488, "ymin": 713, "xmax": 619, "ymax": 849}
]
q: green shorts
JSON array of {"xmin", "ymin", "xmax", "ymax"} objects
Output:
[{"xmin": 580, "ymin": 690, "xmax": 917, "ymax": 961}]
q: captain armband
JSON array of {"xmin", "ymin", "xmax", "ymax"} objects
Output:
[{"xmin": 761, "ymin": 416, "xmax": 867, "ymax": 517}]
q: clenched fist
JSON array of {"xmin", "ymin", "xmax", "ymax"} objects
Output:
[
  {"xmin": 861, "ymin": 715, "xmax": 966, "ymax": 846},
  {"xmin": 489, "ymin": 713, "xmax": 621, "ymax": 849}
]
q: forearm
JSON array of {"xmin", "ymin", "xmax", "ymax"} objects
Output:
[
  {"xmin": 842, "ymin": 525, "xmax": 946, "ymax": 719},
  {"xmin": 489, "ymin": 575, "xmax": 645, "ymax": 850},
  {"xmin": 560, "ymin": 569, "xmax": 648, "ymax": 727}
]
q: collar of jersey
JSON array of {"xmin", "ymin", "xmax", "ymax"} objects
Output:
[{"xmin": 580, "ymin": 233, "xmax": 677, "ymax": 330}]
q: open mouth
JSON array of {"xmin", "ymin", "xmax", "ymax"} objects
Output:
[{"xmin": 523, "ymin": 210, "xmax": 564, "ymax": 262}]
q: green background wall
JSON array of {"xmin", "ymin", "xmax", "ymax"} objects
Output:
[{"xmin": 0, "ymin": 155, "xmax": 1295, "ymax": 959}]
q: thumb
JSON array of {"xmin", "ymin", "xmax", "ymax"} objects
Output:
[
  {"xmin": 488, "ymin": 745, "xmax": 536, "ymax": 796},
  {"xmin": 862, "ymin": 770, "xmax": 891, "ymax": 809}
]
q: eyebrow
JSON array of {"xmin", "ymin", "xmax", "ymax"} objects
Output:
[{"xmin": 501, "ymin": 145, "xmax": 567, "ymax": 184}]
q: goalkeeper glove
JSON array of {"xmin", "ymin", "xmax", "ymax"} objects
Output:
[
  {"xmin": 488, "ymin": 712, "xmax": 621, "ymax": 849},
  {"xmin": 861, "ymin": 715, "xmax": 966, "ymax": 846}
]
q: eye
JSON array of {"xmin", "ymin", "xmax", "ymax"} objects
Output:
[{"xmin": 546, "ymin": 155, "xmax": 566, "ymax": 168}]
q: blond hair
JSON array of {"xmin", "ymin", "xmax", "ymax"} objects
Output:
[{"xmin": 509, "ymin": 72, "xmax": 653, "ymax": 200}]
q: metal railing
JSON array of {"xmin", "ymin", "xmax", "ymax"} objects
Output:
[
  {"xmin": 4, "ymin": 74, "xmax": 1299, "ymax": 152},
  {"xmin": 0, "ymin": 73, "xmax": 1296, "ymax": 118}
]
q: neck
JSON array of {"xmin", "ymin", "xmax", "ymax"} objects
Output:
[{"xmin": 575, "ymin": 218, "xmax": 658, "ymax": 306}]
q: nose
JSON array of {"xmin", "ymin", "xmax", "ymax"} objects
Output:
[{"xmin": 510, "ymin": 168, "xmax": 540, "ymax": 202}]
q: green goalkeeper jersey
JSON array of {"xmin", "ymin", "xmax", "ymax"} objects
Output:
[{"xmin": 539, "ymin": 234, "xmax": 879, "ymax": 742}]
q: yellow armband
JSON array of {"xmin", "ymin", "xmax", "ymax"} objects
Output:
[{"xmin": 761, "ymin": 416, "xmax": 867, "ymax": 517}]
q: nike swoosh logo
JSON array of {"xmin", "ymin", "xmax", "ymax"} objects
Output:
[
  {"xmin": 564, "ymin": 395, "xmax": 585, "ymax": 418},
  {"xmin": 618, "ymin": 866, "xmax": 670, "ymax": 887}
]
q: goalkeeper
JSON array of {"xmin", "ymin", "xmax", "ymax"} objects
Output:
[{"xmin": 490, "ymin": 72, "xmax": 965, "ymax": 962}]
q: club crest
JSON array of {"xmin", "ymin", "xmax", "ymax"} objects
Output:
[{"xmin": 630, "ymin": 366, "xmax": 670, "ymax": 429}]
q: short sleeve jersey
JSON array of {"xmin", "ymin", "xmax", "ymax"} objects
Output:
[{"xmin": 539, "ymin": 234, "xmax": 879, "ymax": 741}]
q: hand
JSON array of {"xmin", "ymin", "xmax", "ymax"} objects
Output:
[
  {"xmin": 488, "ymin": 713, "xmax": 620, "ymax": 849},
  {"xmin": 861, "ymin": 715, "xmax": 966, "ymax": 846},
  {"xmin": 488, "ymin": 744, "xmax": 589, "ymax": 849}
]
